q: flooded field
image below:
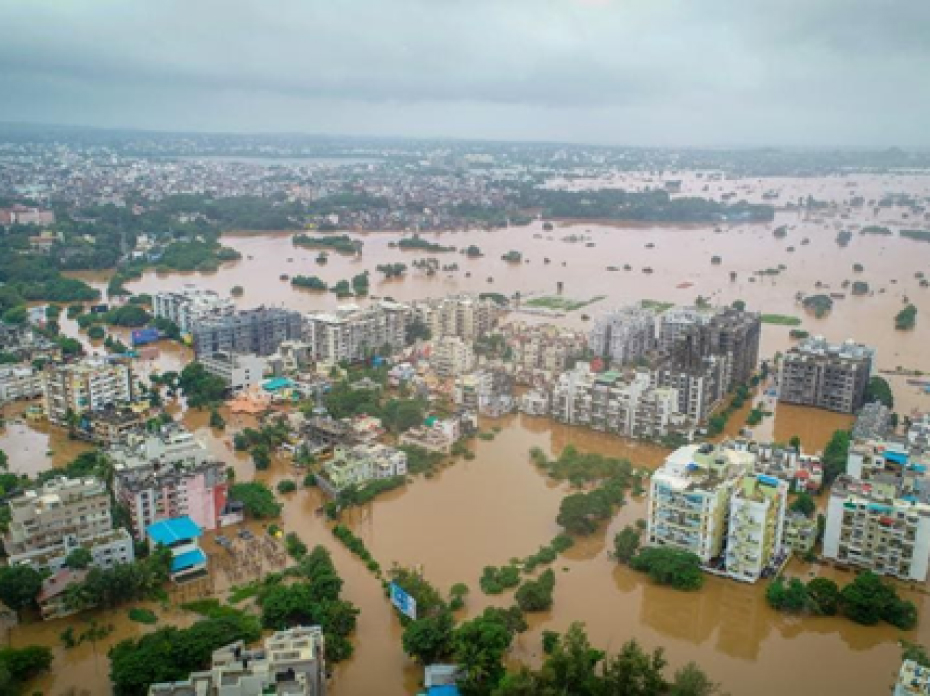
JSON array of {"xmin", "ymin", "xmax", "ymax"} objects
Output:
[{"xmin": 5, "ymin": 172, "xmax": 930, "ymax": 694}]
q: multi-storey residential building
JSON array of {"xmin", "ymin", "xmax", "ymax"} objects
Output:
[
  {"xmin": 453, "ymin": 369, "xmax": 514, "ymax": 418},
  {"xmin": 651, "ymin": 355, "xmax": 727, "ymax": 425},
  {"xmin": 551, "ymin": 363, "xmax": 685, "ymax": 439},
  {"xmin": 3, "ymin": 477, "xmax": 134, "ymax": 571},
  {"xmin": 192, "ymin": 306, "xmax": 303, "ymax": 359},
  {"xmin": 431, "ymin": 335, "xmax": 476, "ymax": 378},
  {"xmin": 305, "ymin": 301, "xmax": 410, "ymax": 364},
  {"xmin": 0, "ymin": 365, "xmax": 43, "ymax": 402},
  {"xmin": 658, "ymin": 307, "xmax": 714, "ymax": 352},
  {"xmin": 824, "ymin": 473, "xmax": 930, "ymax": 581},
  {"xmin": 743, "ymin": 442, "xmax": 824, "ymax": 493},
  {"xmin": 518, "ymin": 388, "xmax": 550, "ymax": 416},
  {"xmin": 506, "ymin": 322, "xmax": 586, "ymax": 385},
  {"xmin": 108, "ymin": 425, "xmax": 210, "ymax": 471},
  {"xmin": 199, "ymin": 350, "xmax": 268, "ymax": 391},
  {"xmin": 153, "ymin": 285, "xmax": 235, "ymax": 334},
  {"xmin": 647, "ymin": 444, "xmax": 755, "ymax": 563},
  {"xmin": 148, "ymin": 626, "xmax": 327, "ymax": 696},
  {"xmin": 413, "ymin": 294, "xmax": 499, "ymax": 342},
  {"xmin": 725, "ymin": 474, "xmax": 788, "ymax": 582},
  {"xmin": 783, "ymin": 512, "xmax": 818, "ymax": 555},
  {"xmin": 588, "ymin": 306, "xmax": 656, "ymax": 365},
  {"xmin": 42, "ymin": 358, "xmax": 135, "ymax": 425},
  {"xmin": 778, "ymin": 336, "xmax": 874, "ymax": 413},
  {"xmin": 318, "ymin": 444, "xmax": 408, "ymax": 496},
  {"xmin": 853, "ymin": 401, "xmax": 893, "ymax": 440}
]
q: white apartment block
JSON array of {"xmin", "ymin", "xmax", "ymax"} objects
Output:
[
  {"xmin": 648, "ymin": 444, "xmax": 755, "ymax": 563},
  {"xmin": 108, "ymin": 426, "xmax": 210, "ymax": 472},
  {"xmin": 725, "ymin": 474, "xmax": 788, "ymax": 582},
  {"xmin": 42, "ymin": 358, "xmax": 135, "ymax": 426},
  {"xmin": 431, "ymin": 335, "xmax": 476, "ymax": 378},
  {"xmin": 153, "ymin": 285, "xmax": 235, "ymax": 334},
  {"xmin": 305, "ymin": 301, "xmax": 410, "ymax": 364},
  {"xmin": 0, "ymin": 365, "xmax": 43, "ymax": 402},
  {"xmin": 551, "ymin": 362, "xmax": 685, "ymax": 439},
  {"xmin": 3, "ymin": 477, "xmax": 134, "ymax": 571},
  {"xmin": 651, "ymin": 355, "xmax": 729, "ymax": 425},
  {"xmin": 199, "ymin": 351, "xmax": 268, "ymax": 391},
  {"xmin": 320, "ymin": 443, "xmax": 408, "ymax": 495},
  {"xmin": 588, "ymin": 306, "xmax": 656, "ymax": 365},
  {"xmin": 658, "ymin": 307, "xmax": 713, "ymax": 352},
  {"xmin": 824, "ymin": 473, "xmax": 930, "ymax": 581},
  {"xmin": 148, "ymin": 626, "xmax": 327, "ymax": 696},
  {"xmin": 413, "ymin": 294, "xmax": 498, "ymax": 342}
]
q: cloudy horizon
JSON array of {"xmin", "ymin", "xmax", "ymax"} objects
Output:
[{"xmin": 0, "ymin": 0, "xmax": 928, "ymax": 148}]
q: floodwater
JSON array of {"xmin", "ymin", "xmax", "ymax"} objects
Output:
[{"xmin": 6, "ymin": 172, "xmax": 930, "ymax": 694}]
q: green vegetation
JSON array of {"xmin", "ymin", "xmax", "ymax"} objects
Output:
[
  {"xmin": 332, "ymin": 525, "xmax": 379, "ymax": 573},
  {"xmin": 641, "ymin": 299, "xmax": 675, "ymax": 313},
  {"xmin": 746, "ymin": 407, "xmax": 764, "ymax": 426},
  {"xmin": 521, "ymin": 534, "xmax": 575, "ymax": 573},
  {"xmin": 397, "ymin": 234, "xmax": 454, "ymax": 252},
  {"xmin": 0, "ymin": 565, "xmax": 44, "ymax": 616},
  {"xmin": 293, "ymin": 233, "xmax": 359, "ymax": 254},
  {"xmin": 822, "ymin": 429, "xmax": 852, "ymax": 485},
  {"xmin": 896, "ymin": 304, "xmax": 917, "ymax": 330},
  {"xmin": 836, "ymin": 230, "xmax": 853, "ymax": 246},
  {"xmin": 157, "ymin": 240, "xmax": 242, "ymax": 272},
  {"xmin": 628, "ymin": 547, "xmax": 704, "ymax": 590},
  {"xmin": 761, "ymin": 314, "xmax": 802, "ymax": 326},
  {"xmin": 852, "ymin": 281, "xmax": 870, "ymax": 295},
  {"xmin": 276, "ymin": 479, "xmax": 297, "ymax": 494},
  {"xmin": 861, "ymin": 225, "xmax": 892, "ymax": 235},
  {"xmin": 65, "ymin": 546, "xmax": 93, "ymax": 570},
  {"xmin": 128, "ymin": 607, "xmax": 158, "ymax": 625},
  {"xmin": 63, "ymin": 547, "xmax": 172, "ymax": 613},
  {"xmin": 803, "ymin": 294, "xmax": 833, "ymax": 318},
  {"xmin": 284, "ymin": 531, "xmax": 308, "ymax": 560},
  {"xmin": 480, "ymin": 564, "xmax": 522, "ymax": 595},
  {"xmin": 524, "ymin": 295, "xmax": 606, "ymax": 312},
  {"xmin": 398, "ymin": 444, "xmax": 444, "ymax": 476},
  {"xmin": 614, "ymin": 525, "xmax": 643, "ymax": 563},
  {"xmin": 865, "ymin": 376, "xmax": 894, "ymax": 409},
  {"xmin": 291, "ymin": 275, "xmax": 327, "ymax": 290},
  {"xmin": 790, "ymin": 329, "xmax": 810, "ymax": 340},
  {"xmin": 900, "ymin": 229, "xmax": 930, "ymax": 243},
  {"xmin": 790, "ymin": 492, "xmax": 816, "ymax": 517},
  {"xmin": 178, "ymin": 362, "xmax": 227, "ymax": 408},
  {"xmin": 109, "ymin": 609, "xmax": 261, "ymax": 695},
  {"xmin": 465, "ymin": 245, "xmax": 483, "ymax": 257},
  {"xmin": 0, "ymin": 645, "xmax": 54, "ymax": 692},
  {"xmin": 501, "ymin": 250, "xmax": 522, "ymax": 263},
  {"xmin": 767, "ymin": 572, "xmax": 916, "ymax": 629},
  {"xmin": 706, "ymin": 384, "xmax": 751, "ymax": 437},
  {"xmin": 514, "ymin": 569, "xmax": 556, "ymax": 612},
  {"xmin": 230, "ymin": 482, "xmax": 282, "ymax": 519},
  {"xmin": 376, "ymin": 263, "xmax": 407, "ymax": 278}
]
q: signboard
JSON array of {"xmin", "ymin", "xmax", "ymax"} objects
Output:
[
  {"xmin": 131, "ymin": 327, "xmax": 160, "ymax": 346},
  {"xmin": 389, "ymin": 582, "xmax": 417, "ymax": 620}
]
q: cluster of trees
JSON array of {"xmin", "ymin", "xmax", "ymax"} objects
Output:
[
  {"xmin": 864, "ymin": 376, "xmax": 894, "ymax": 409},
  {"xmin": 397, "ymin": 444, "xmax": 444, "ymax": 476},
  {"xmin": 480, "ymin": 564, "xmax": 522, "ymax": 595},
  {"xmin": 178, "ymin": 362, "xmax": 227, "ymax": 408},
  {"xmin": 156, "ymin": 240, "xmax": 242, "ymax": 272},
  {"xmin": 77, "ymin": 303, "xmax": 151, "ymax": 329},
  {"xmin": 0, "ymin": 645, "xmax": 54, "ymax": 693},
  {"xmin": 501, "ymin": 250, "xmax": 522, "ymax": 263},
  {"xmin": 64, "ymin": 547, "xmax": 173, "ymax": 612},
  {"xmin": 109, "ymin": 608, "xmax": 262, "ymax": 695},
  {"xmin": 822, "ymin": 429, "xmax": 852, "ymax": 485},
  {"xmin": 706, "ymin": 384, "xmax": 751, "ymax": 437},
  {"xmin": 233, "ymin": 418, "xmax": 291, "ymax": 470},
  {"xmin": 291, "ymin": 275, "xmax": 327, "ymax": 290},
  {"xmin": 258, "ymin": 545, "xmax": 359, "ymax": 662},
  {"xmin": 515, "ymin": 569, "xmax": 556, "ymax": 612},
  {"xmin": 896, "ymin": 304, "xmax": 917, "ymax": 330},
  {"xmin": 293, "ymin": 234, "xmax": 360, "ymax": 254},
  {"xmin": 376, "ymin": 263, "xmax": 407, "ymax": 278},
  {"xmin": 229, "ymin": 481, "xmax": 282, "ymax": 519},
  {"xmin": 332, "ymin": 525, "xmax": 379, "ymax": 574},
  {"xmin": 766, "ymin": 571, "xmax": 917, "ymax": 629},
  {"xmin": 381, "ymin": 397, "xmax": 426, "ymax": 434},
  {"xmin": 396, "ymin": 234, "xmax": 454, "ymax": 252},
  {"xmin": 626, "ymin": 547, "xmax": 705, "ymax": 591},
  {"xmin": 803, "ymin": 294, "xmax": 834, "ymax": 318}
]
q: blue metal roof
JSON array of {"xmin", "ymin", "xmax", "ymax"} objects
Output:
[
  {"xmin": 147, "ymin": 516, "xmax": 203, "ymax": 545},
  {"xmin": 427, "ymin": 688, "xmax": 461, "ymax": 696},
  {"xmin": 171, "ymin": 548, "xmax": 207, "ymax": 572},
  {"xmin": 885, "ymin": 451, "xmax": 909, "ymax": 465}
]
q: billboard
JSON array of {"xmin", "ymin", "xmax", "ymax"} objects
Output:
[{"xmin": 389, "ymin": 582, "xmax": 417, "ymax": 620}]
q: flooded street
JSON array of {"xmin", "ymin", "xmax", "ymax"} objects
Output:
[{"xmin": 4, "ymin": 172, "xmax": 930, "ymax": 694}]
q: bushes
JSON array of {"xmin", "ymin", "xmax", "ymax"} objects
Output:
[
  {"xmin": 767, "ymin": 572, "xmax": 916, "ymax": 629},
  {"xmin": 480, "ymin": 564, "xmax": 521, "ymax": 595},
  {"xmin": 515, "ymin": 569, "xmax": 555, "ymax": 612},
  {"xmin": 332, "ymin": 525, "xmax": 379, "ymax": 573},
  {"xmin": 230, "ymin": 482, "xmax": 282, "ymax": 519},
  {"xmin": 896, "ymin": 304, "xmax": 918, "ymax": 330},
  {"xmin": 276, "ymin": 479, "xmax": 297, "ymax": 494},
  {"xmin": 128, "ymin": 607, "xmax": 157, "ymax": 624},
  {"xmin": 613, "ymin": 526, "xmax": 643, "ymax": 563},
  {"xmin": 629, "ymin": 547, "xmax": 704, "ymax": 590},
  {"xmin": 523, "ymin": 534, "xmax": 574, "ymax": 573},
  {"xmin": 285, "ymin": 532, "xmax": 308, "ymax": 560}
]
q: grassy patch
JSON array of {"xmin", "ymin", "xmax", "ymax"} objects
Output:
[
  {"xmin": 128, "ymin": 607, "xmax": 157, "ymax": 624},
  {"xmin": 524, "ymin": 295, "xmax": 606, "ymax": 311},
  {"xmin": 641, "ymin": 299, "xmax": 675, "ymax": 313},
  {"xmin": 761, "ymin": 314, "xmax": 802, "ymax": 326}
]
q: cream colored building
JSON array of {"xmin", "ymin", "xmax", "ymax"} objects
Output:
[
  {"xmin": 42, "ymin": 358, "xmax": 134, "ymax": 425},
  {"xmin": 431, "ymin": 335, "xmax": 476, "ymax": 378},
  {"xmin": 413, "ymin": 294, "xmax": 498, "ymax": 342},
  {"xmin": 725, "ymin": 474, "xmax": 788, "ymax": 582}
]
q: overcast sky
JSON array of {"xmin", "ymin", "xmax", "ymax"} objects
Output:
[{"xmin": 0, "ymin": 0, "xmax": 928, "ymax": 147}]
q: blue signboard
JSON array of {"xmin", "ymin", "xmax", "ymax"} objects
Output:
[
  {"xmin": 131, "ymin": 327, "xmax": 160, "ymax": 346},
  {"xmin": 389, "ymin": 582, "xmax": 417, "ymax": 620}
]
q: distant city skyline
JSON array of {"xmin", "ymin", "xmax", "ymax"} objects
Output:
[{"xmin": 0, "ymin": 0, "xmax": 928, "ymax": 148}]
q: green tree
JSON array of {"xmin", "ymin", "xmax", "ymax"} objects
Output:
[
  {"xmin": 252, "ymin": 444, "xmax": 271, "ymax": 470},
  {"xmin": 402, "ymin": 610, "xmax": 455, "ymax": 665},
  {"xmin": 600, "ymin": 639, "xmax": 668, "ymax": 696},
  {"xmin": 789, "ymin": 492, "xmax": 816, "ymax": 518},
  {"xmin": 0, "ymin": 645, "xmax": 53, "ymax": 688},
  {"xmin": 229, "ymin": 482, "xmax": 282, "ymax": 519},
  {"xmin": 65, "ymin": 546, "xmax": 94, "ymax": 570},
  {"xmin": 629, "ymin": 547, "xmax": 704, "ymax": 591},
  {"xmin": 541, "ymin": 622, "xmax": 604, "ymax": 696},
  {"xmin": 515, "ymin": 569, "xmax": 555, "ymax": 612},
  {"xmin": 556, "ymin": 492, "xmax": 612, "ymax": 535},
  {"xmin": 864, "ymin": 376, "xmax": 894, "ymax": 409},
  {"xmin": 381, "ymin": 398, "xmax": 426, "ymax": 434},
  {"xmin": 178, "ymin": 362, "xmax": 227, "ymax": 409},
  {"xmin": 669, "ymin": 662, "xmax": 724, "ymax": 696},
  {"xmin": 0, "ymin": 565, "xmax": 43, "ymax": 616},
  {"xmin": 613, "ymin": 526, "xmax": 642, "ymax": 563},
  {"xmin": 453, "ymin": 611, "xmax": 515, "ymax": 695}
]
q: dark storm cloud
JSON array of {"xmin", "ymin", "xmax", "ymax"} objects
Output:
[{"xmin": 0, "ymin": 0, "xmax": 928, "ymax": 146}]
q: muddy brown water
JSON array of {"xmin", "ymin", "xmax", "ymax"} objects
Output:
[{"xmin": 5, "ymin": 173, "xmax": 930, "ymax": 693}]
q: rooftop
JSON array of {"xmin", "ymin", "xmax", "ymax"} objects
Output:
[{"xmin": 147, "ymin": 516, "xmax": 203, "ymax": 545}]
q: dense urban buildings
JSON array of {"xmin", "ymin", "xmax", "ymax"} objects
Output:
[
  {"xmin": 413, "ymin": 294, "xmax": 499, "ymax": 342},
  {"xmin": 304, "ymin": 301, "xmax": 410, "ymax": 364},
  {"xmin": 41, "ymin": 358, "xmax": 135, "ymax": 425},
  {"xmin": 154, "ymin": 285, "xmax": 236, "ymax": 333},
  {"xmin": 3, "ymin": 477, "xmax": 135, "ymax": 571},
  {"xmin": 199, "ymin": 351, "xmax": 269, "ymax": 391},
  {"xmin": 778, "ymin": 336, "xmax": 875, "ymax": 413},
  {"xmin": 192, "ymin": 306, "xmax": 303, "ymax": 359},
  {"xmin": 588, "ymin": 306, "xmax": 656, "ymax": 365}
]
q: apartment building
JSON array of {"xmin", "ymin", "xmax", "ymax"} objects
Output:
[
  {"xmin": 192, "ymin": 306, "xmax": 303, "ymax": 359},
  {"xmin": 651, "ymin": 355, "xmax": 728, "ymax": 425},
  {"xmin": 507, "ymin": 322, "xmax": 586, "ymax": 384},
  {"xmin": 551, "ymin": 363, "xmax": 685, "ymax": 439},
  {"xmin": 319, "ymin": 443, "xmax": 408, "ymax": 496},
  {"xmin": 658, "ymin": 307, "xmax": 714, "ymax": 352},
  {"xmin": 42, "ymin": 358, "xmax": 135, "ymax": 425},
  {"xmin": 305, "ymin": 301, "xmax": 410, "ymax": 364},
  {"xmin": 725, "ymin": 474, "xmax": 788, "ymax": 582},
  {"xmin": 153, "ymin": 285, "xmax": 235, "ymax": 334},
  {"xmin": 199, "ymin": 351, "xmax": 268, "ymax": 391},
  {"xmin": 413, "ymin": 294, "xmax": 499, "ymax": 342},
  {"xmin": 779, "ymin": 336, "xmax": 874, "ymax": 413},
  {"xmin": 588, "ymin": 306, "xmax": 656, "ymax": 365},
  {"xmin": 431, "ymin": 335, "xmax": 476, "ymax": 378},
  {"xmin": 3, "ymin": 477, "xmax": 134, "ymax": 571},
  {"xmin": 453, "ymin": 369, "xmax": 514, "ymax": 417},
  {"xmin": 783, "ymin": 512, "xmax": 818, "ymax": 555},
  {"xmin": 0, "ymin": 365, "xmax": 43, "ymax": 402},
  {"xmin": 148, "ymin": 626, "xmax": 327, "ymax": 696},
  {"xmin": 518, "ymin": 388, "xmax": 550, "ymax": 416},
  {"xmin": 108, "ymin": 425, "xmax": 210, "ymax": 472},
  {"xmin": 647, "ymin": 444, "xmax": 755, "ymax": 564},
  {"xmin": 824, "ymin": 473, "xmax": 930, "ymax": 581}
]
